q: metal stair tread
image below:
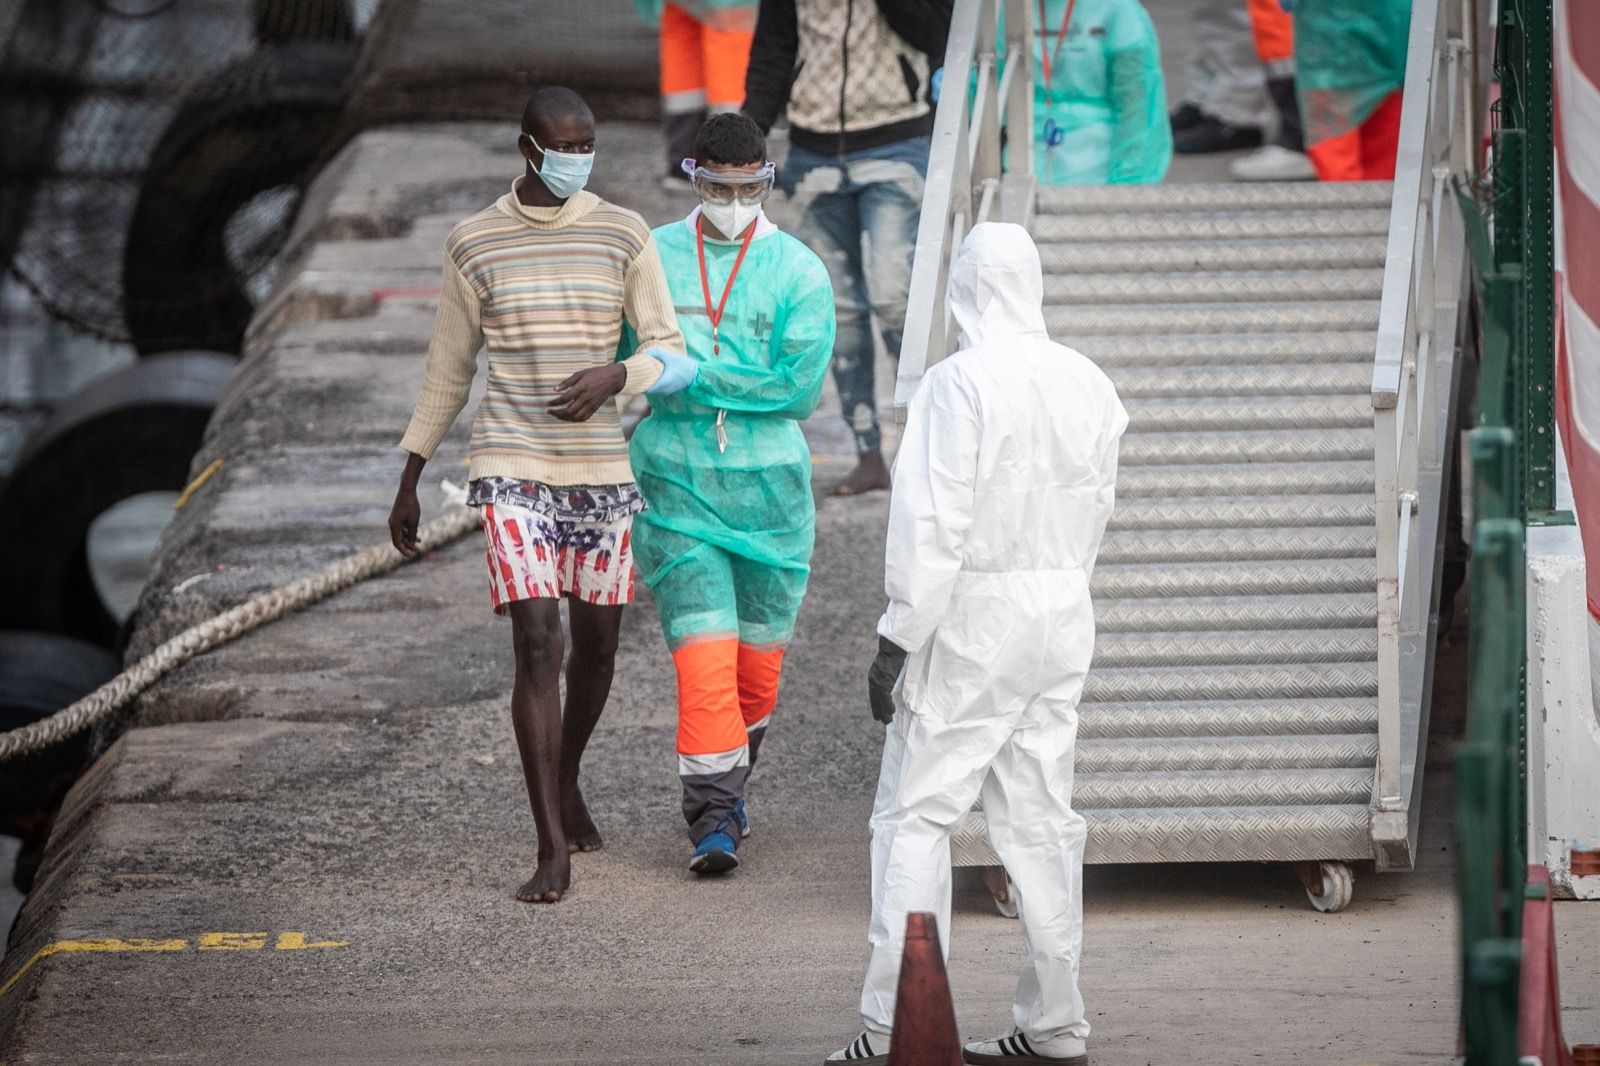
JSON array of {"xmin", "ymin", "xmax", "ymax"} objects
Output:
[
  {"xmin": 1117, "ymin": 461, "xmax": 1374, "ymax": 499},
  {"xmin": 1095, "ymin": 592, "xmax": 1377, "ymax": 631},
  {"xmin": 1093, "ymin": 559, "xmax": 1377, "ymax": 598},
  {"xmin": 1031, "ymin": 211, "xmax": 1391, "ymax": 244},
  {"xmin": 1077, "ymin": 697, "xmax": 1379, "ymax": 738},
  {"xmin": 1073, "ymin": 767, "xmax": 1374, "ymax": 808},
  {"xmin": 1118, "ymin": 429, "xmax": 1373, "ymax": 465},
  {"xmin": 1044, "ymin": 268, "xmax": 1384, "ymax": 305},
  {"xmin": 1058, "ymin": 331, "xmax": 1376, "ymax": 365},
  {"xmin": 1084, "ymin": 661, "xmax": 1378, "ymax": 701},
  {"xmin": 1038, "ymin": 237, "xmax": 1388, "ymax": 273},
  {"xmin": 1123, "ymin": 395, "xmax": 1372, "ymax": 431},
  {"xmin": 951, "ymin": 803, "xmax": 1374, "ymax": 864},
  {"xmin": 1097, "ymin": 527, "xmax": 1377, "ymax": 564},
  {"xmin": 1108, "ymin": 494, "xmax": 1376, "ymax": 529},
  {"xmin": 1107, "ymin": 365, "xmax": 1373, "ymax": 399},
  {"xmin": 1046, "ymin": 301, "xmax": 1380, "ymax": 335},
  {"xmin": 1033, "ymin": 180, "xmax": 1393, "ymax": 212},
  {"xmin": 1080, "ymin": 805, "xmax": 1375, "ymax": 863},
  {"xmin": 1094, "ymin": 629, "xmax": 1378, "ymax": 667},
  {"xmin": 1077, "ymin": 733, "xmax": 1378, "ymax": 771}
]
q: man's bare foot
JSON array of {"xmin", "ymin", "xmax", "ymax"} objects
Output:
[
  {"xmin": 517, "ymin": 853, "xmax": 571, "ymax": 904},
  {"xmin": 561, "ymin": 785, "xmax": 603, "ymax": 853},
  {"xmin": 830, "ymin": 451, "xmax": 891, "ymax": 497}
]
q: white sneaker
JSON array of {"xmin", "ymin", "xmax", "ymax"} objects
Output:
[
  {"xmin": 1229, "ymin": 144, "xmax": 1316, "ymax": 182},
  {"xmin": 962, "ymin": 1031, "xmax": 1087, "ymax": 1065},
  {"xmin": 824, "ymin": 1030, "xmax": 891, "ymax": 1063}
]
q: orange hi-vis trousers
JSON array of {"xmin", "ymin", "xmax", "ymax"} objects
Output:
[
  {"xmin": 659, "ymin": 3, "xmax": 755, "ymax": 171},
  {"xmin": 1305, "ymin": 89, "xmax": 1403, "ymax": 181},
  {"xmin": 673, "ymin": 636, "xmax": 785, "ymax": 841},
  {"xmin": 1246, "ymin": 0, "xmax": 1294, "ymax": 75},
  {"xmin": 660, "ymin": 3, "xmax": 754, "ymax": 115}
]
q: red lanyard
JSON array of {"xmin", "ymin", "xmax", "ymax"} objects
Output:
[
  {"xmin": 1036, "ymin": 0, "xmax": 1077, "ymax": 106},
  {"xmin": 695, "ymin": 213, "xmax": 756, "ymax": 357}
]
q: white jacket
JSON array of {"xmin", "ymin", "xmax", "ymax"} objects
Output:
[{"xmin": 878, "ymin": 222, "xmax": 1128, "ymax": 721}]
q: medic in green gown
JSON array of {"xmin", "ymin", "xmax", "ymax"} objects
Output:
[
  {"xmin": 622, "ymin": 114, "xmax": 835, "ymax": 873},
  {"xmin": 1020, "ymin": 0, "xmax": 1172, "ymax": 185}
]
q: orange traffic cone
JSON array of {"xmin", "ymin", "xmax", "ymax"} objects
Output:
[{"xmin": 888, "ymin": 912, "xmax": 963, "ymax": 1066}]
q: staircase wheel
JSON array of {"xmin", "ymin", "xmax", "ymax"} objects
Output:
[
  {"xmin": 0, "ymin": 352, "xmax": 235, "ymax": 647},
  {"xmin": 121, "ymin": 42, "xmax": 356, "ymax": 355},
  {"xmin": 1299, "ymin": 861, "xmax": 1355, "ymax": 913}
]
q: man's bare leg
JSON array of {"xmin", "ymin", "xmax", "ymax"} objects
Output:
[
  {"xmin": 831, "ymin": 448, "xmax": 892, "ymax": 496},
  {"xmin": 560, "ymin": 599, "xmax": 624, "ymax": 853},
  {"xmin": 508, "ymin": 599, "xmax": 569, "ymax": 903}
]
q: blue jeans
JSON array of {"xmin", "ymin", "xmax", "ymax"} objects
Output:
[{"xmin": 780, "ymin": 136, "xmax": 929, "ymax": 454}]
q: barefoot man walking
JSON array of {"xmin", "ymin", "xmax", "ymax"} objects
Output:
[{"xmin": 390, "ymin": 87, "xmax": 687, "ymax": 903}]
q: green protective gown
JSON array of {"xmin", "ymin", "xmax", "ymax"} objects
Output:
[
  {"xmin": 1293, "ymin": 0, "xmax": 1410, "ymax": 148},
  {"xmin": 631, "ymin": 0, "xmax": 757, "ymax": 32},
  {"xmin": 625, "ymin": 215, "xmax": 836, "ymax": 651},
  {"xmin": 1009, "ymin": 0, "xmax": 1171, "ymax": 186}
]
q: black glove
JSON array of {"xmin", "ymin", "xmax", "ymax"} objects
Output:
[{"xmin": 868, "ymin": 636, "xmax": 909, "ymax": 725}]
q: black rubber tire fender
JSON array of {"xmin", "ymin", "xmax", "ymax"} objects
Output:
[
  {"xmin": 252, "ymin": 0, "xmax": 356, "ymax": 45},
  {"xmin": 0, "ymin": 630, "xmax": 120, "ymax": 895},
  {"xmin": 121, "ymin": 41, "xmax": 357, "ymax": 355},
  {"xmin": 0, "ymin": 351, "xmax": 235, "ymax": 647}
]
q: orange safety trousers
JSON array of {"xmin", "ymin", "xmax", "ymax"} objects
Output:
[
  {"xmin": 660, "ymin": 3, "xmax": 755, "ymax": 115},
  {"xmin": 1306, "ymin": 89, "xmax": 1402, "ymax": 181},
  {"xmin": 1246, "ymin": 0, "xmax": 1294, "ymax": 70},
  {"xmin": 673, "ymin": 637, "xmax": 784, "ymax": 758},
  {"xmin": 673, "ymin": 636, "xmax": 784, "ymax": 840}
]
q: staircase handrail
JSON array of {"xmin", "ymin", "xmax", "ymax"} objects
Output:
[
  {"xmin": 895, "ymin": 0, "xmax": 1036, "ymax": 410},
  {"xmin": 1368, "ymin": 0, "xmax": 1480, "ymax": 863}
]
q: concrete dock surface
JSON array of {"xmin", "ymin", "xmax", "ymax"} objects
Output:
[{"xmin": 3, "ymin": 107, "xmax": 1597, "ymax": 1066}]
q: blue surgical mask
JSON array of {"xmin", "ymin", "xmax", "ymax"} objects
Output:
[{"xmin": 527, "ymin": 135, "xmax": 593, "ymax": 198}]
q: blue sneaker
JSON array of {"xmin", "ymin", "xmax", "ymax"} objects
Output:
[
  {"xmin": 689, "ymin": 830, "xmax": 739, "ymax": 875},
  {"xmin": 734, "ymin": 798, "xmax": 751, "ymax": 839}
]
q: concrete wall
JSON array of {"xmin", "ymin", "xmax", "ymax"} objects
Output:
[{"xmin": 1526, "ymin": 450, "xmax": 1600, "ymax": 899}]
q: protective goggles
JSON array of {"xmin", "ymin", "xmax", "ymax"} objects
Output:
[{"xmin": 679, "ymin": 159, "xmax": 776, "ymax": 205}]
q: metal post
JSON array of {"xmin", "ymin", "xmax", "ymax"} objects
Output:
[
  {"xmin": 1459, "ymin": 427, "xmax": 1525, "ymax": 1066},
  {"xmin": 1003, "ymin": 0, "xmax": 1033, "ymax": 178},
  {"xmin": 1519, "ymin": 0, "xmax": 1556, "ymax": 520},
  {"xmin": 896, "ymin": 0, "xmax": 985, "ymax": 409},
  {"xmin": 972, "ymin": 7, "xmax": 1001, "ymax": 189},
  {"xmin": 1374, "ymin": 404, "xmax": 1403, "ymax": 809}
]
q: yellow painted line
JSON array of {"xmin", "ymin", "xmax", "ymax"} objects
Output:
[
  {"xmin": 198, "ymin": 932, "xmax": 269, "ymax": 951},
  {"xmin": 0, "ymin": 932, "xmax": 346, "ymax": 998},
  {"xmin": 174, "ymin": 458, "xmax": 224, "ymax": 509},
  {"xmin": 274, "ymin": 932, "xmax": 348, "ymax": 950}
]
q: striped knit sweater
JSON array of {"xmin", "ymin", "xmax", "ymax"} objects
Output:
[{"xmin": 399, "ymin": 180, "xmax": 680, "ymax": 486}]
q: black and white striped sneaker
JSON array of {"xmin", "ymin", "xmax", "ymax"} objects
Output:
[
  {"xmin": 823, "ymin": 1030, "xmax": 891, "ymax": 1064},
  {"xmin": 962, "ymin": 1030, "xmax": 1087, "ymax": 1065}
]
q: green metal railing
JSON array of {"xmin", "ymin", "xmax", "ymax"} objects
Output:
[{"xmin": 1455, "ymin": 0, "xmax": 1565, "ymax": 1062}]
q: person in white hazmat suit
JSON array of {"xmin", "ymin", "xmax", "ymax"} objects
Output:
[{"xmin": 826, "ymin": 222, "xmax": 1126, "ymax": 1066}]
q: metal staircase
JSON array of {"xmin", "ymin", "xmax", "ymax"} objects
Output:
[
  {"xmin": 907, "ymin": 0, "xmax": 1476, "ymax": 907},
  {"xmin": 1034, "ymin": 181, "xmax": 1388, "ymax": 868}
]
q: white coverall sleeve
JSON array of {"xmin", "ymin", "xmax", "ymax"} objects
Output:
[
  {"xmin": 877, "ymin": 367, "xmax": 983, "ymax": 655},
  {"xmin": 1085, "ymin": 398, "xmax": 1130, "ymax": 582}
]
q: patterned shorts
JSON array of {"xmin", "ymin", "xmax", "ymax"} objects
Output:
[{"xmin": 478, "ymin": 501, "xmax": 636, "ymax": 613}]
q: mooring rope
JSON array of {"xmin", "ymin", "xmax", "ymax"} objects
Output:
[{"xmin": 0, "ymin": 506, "xmax": 478, "ymax": 762}]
